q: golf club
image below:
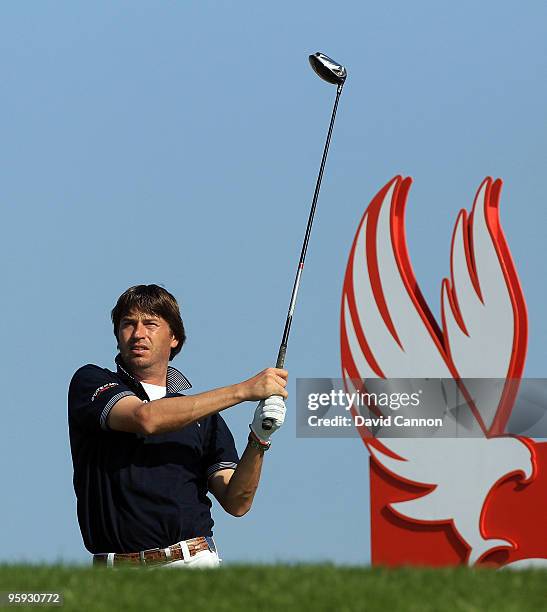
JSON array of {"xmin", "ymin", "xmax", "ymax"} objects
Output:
[{"xmin": 262, "ymin": 52, "xmax": 347, "ymax": 430}]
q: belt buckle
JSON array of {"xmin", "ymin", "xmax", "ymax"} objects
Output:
[{"xmin": 140, "ymin": 546, "xmax": 160, "ymax": 565}]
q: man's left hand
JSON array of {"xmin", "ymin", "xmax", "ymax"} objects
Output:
[{"xmin": 250, "ymin": 396, "xmax": 286, "ymax": 443}]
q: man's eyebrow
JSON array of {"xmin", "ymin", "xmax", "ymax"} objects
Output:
[{"xmin": 121, "ymin": 314, "xmax": 160, "ymax": 322}]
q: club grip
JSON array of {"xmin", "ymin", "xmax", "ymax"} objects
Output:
[
  {"xmin": 276, "ymin": 344, "xmax": 287, "ymax": 369},
  {"xmin": 262, "ymin": 416, "xmax": 274, "ymax": 431},
  {"xmin": 262, "ymin": 345, "xmax": 288, "ymax": 431}
]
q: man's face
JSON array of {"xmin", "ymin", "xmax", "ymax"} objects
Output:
[{"xmin": 117, "ymin": 310, "xmax": 179, "ymax": 373}]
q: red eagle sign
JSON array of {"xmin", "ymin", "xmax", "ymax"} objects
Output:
[{"xmin": 340, "ymin": 176, "xmax": 547, "ymax": 567}]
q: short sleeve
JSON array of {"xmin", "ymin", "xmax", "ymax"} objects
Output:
[
  {"xmin": 204, "ymin": 414, "xmax": 239, "ymax": 478},
  {"xmin": 68, "ymin": 364, "xmax": 137, "ymax": 433}
]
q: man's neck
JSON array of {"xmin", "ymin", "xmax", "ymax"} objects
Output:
[{"xmin": 117, "ymin": 356, "xmax": 168, "ymax": 387}]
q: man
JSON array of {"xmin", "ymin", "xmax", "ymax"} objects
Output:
[{"xmin": 68, "ymin": 284, "xmax": 287, "ymax": 569}]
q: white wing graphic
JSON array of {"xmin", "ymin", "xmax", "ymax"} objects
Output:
[{"xmin": 341, "ymin": 176, "xmax": 533, "ymax": 564}]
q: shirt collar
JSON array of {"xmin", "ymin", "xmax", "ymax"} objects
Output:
[{"xmin": 115, "ymin": 354, "xmax": 192, "ymax": 393}]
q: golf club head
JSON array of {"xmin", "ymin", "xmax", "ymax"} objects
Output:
[{"xmin": 309, "ymin": 52, "xmax": 347, "ymax": 85}]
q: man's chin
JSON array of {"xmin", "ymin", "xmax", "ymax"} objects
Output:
[{"xmin": 124, "ymin": 354, "xmax": 151, "ymax": 369}]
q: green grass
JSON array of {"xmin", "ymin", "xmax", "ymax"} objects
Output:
[{"xmin": 0, "ymin": 564, "xmax": 545, "ymax": 611}]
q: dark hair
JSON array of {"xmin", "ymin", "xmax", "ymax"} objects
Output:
[{"xmin": 111, "ymin": 285, "xmax": 186, "ymax": 360}]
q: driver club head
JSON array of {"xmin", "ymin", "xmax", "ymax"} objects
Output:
[{"xmin": 309, "ymin": 52, "xmax": 347, "ymax": 85}]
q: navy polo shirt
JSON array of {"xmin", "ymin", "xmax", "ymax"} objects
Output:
[{"xmin": 68, "ymin": 356, "xmax": 239, "ymax": 554}]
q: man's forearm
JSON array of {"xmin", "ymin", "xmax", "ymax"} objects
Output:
[
  {"xmin": 220, "ymin": 442, "xmax": 265, "ymax": 517},
  {"xmin": 140, "ymin": 384, "xmax": 244, "ymax": 434}
]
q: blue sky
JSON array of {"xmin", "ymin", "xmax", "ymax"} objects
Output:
[{"xmin": 1, "ymin": 1, "xmax": 546, "ymax": 564}]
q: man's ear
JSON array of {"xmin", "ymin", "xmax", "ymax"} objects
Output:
[{"xmin": 170, "ymin": 336, "xmax": 179, "ymax": 349}]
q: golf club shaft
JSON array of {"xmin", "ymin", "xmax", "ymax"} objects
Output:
[{"xmin": 262, "ymin": 83, "xmax": 344, "ymax": 430}]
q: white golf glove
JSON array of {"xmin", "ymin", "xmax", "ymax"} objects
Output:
[{"xmin": 250, "ymin": 395, "xmax": 286, "ymax": 443}]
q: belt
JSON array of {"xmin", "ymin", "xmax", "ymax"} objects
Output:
[{"xmin": 93, "ymin": 536, "xmax": 212, "ymax": 567}]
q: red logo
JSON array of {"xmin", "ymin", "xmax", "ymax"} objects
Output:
[{"xmin": 341, "ymin": 176, "xmax": 547, "ymax": 567}]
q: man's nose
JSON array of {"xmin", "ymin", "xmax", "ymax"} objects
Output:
[{"xmin": 132, "ymin": 321, "xmax": 147, "ymax": 339}]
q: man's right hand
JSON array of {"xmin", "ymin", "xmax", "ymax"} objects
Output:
[{"xmin": 237, "ymin": 368, "xmax": 288, "ymax": 402}]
